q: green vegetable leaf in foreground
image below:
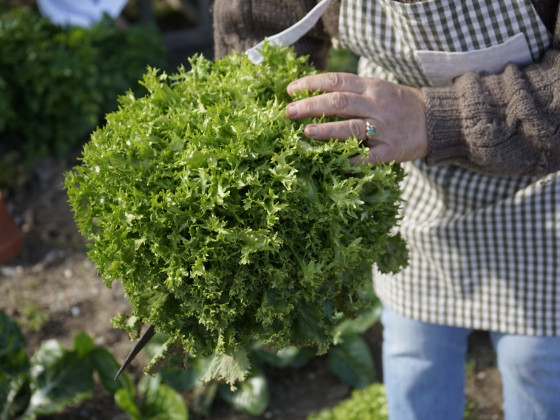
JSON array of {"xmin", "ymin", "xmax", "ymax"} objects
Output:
[
  {"xmin": 21, "ymin": 335, "xmax": 95, "ymax": 419},
  {"xmin": 0, "ymin": 311, "xmax": 30, "ymax": 420},
  {"xmin": 116, "ymin": 375, "xmax": 188, "ymax": 420},
  {"xmin": 65, "ymin": 43, "xmax": 407, "ymax": 386},
  {"xmin": 307, "ymin": 383, "xmax": 387, "ymax": 420}
]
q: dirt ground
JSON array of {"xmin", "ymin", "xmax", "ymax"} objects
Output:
[{"xmin": 0, "ymin": 155, "xmax": 505, "ymax": 420}]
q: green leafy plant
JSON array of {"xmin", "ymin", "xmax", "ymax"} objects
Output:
[
  {"xmin": 0, "ymin": 7, "xmax": 166, "ymax": 159},
  {"xmin": 0, "ymin": 152, "xmax": 24, "ymax": 193},
  {"xmin": 307, "ymin": 379, "xmax": 476, "ymax": 420},
  {"xmin": 115, "ymin": 374, "xmax": 188, "ymax": 420},
  {"xmin": 0, "ymin": 311, "xmax": 187, "ymax": 420},
  {"xmin": 0, "ymin": 311, "xmax": 29, "ymax": 420},
  {"xmin": 66, "ymin": 43, "xmax": 407, "ymax": 387},
  {"xmin": 328, "ymin": 304, "xmax": 380, "ymax": 389},
  {"xmin": 307, "ymin": 382, "xmax": 387, "ymax": 420}
]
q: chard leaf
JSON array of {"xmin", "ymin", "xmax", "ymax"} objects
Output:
[
  {"xmin": 252, "ymin": 344, "xmax": 315, "ymax": 369},
  {"xmin": 157, "ymin": 353, "xmax": 213, "ymax": 393},
  {"xmin": 333, "ymin": 306, "xmax": 382, "ymax": 345},
  {"xmin": 328, "ymin": 335, "xmax": 376, "ymax": 389},
  {"xmin": 0, "ymin": 311, "xmax": 30, "ymax": 420},
  {"xmin": 0, "ymin": 311, "xmax": 28, "ymax": 377},
  {"xmin": 138, "ymin": 375, "xmax": 188, "ymax": 420},
  {"xmin": 115, "ymin": 388, "xmax": 141, "ymax": 419},
  {"xmin": 218, "ymin": 367, "xmax": 269, "ymax": 415},
  {"xmin": 91, "ymin": 347, "xmax": 135, "ymax": 397},
  {"xmin": 22, "ymin": 339, "xmax": 95, "ymax": 418},
  {"xmin": 73, "ymin": 331, "xmax": 94, "ymax": 358},
  {"xmin": 190, "ymin": 381, "xmax": 218, "ymax": 416}
]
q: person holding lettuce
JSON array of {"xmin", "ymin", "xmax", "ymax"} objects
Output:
[{"xmin": 212, "ymin": 1, "xmax": 560, "ymax": 418}]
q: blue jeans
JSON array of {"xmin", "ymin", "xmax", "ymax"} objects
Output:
[{"xmin": 381, "ymin": 306, "xmax": 560, "ymax": 420}]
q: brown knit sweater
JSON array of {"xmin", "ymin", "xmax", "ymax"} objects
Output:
[{"xmin": 213, "ymin": 0, "xmax": 560, "ymax": 176}]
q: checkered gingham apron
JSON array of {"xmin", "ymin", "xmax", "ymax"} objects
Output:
[{"xmin": 339, "ymin": 0, "xmax": 560, "ymax": 335}]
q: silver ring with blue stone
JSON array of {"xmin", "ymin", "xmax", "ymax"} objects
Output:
[{"xmin": 365, "ymin": 121, "xmax": 377, "ymax": 140}]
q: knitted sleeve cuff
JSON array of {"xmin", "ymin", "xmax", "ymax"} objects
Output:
[{"xmin": 422, "ymin": 85, "xmax": 469, "ymax": 168}]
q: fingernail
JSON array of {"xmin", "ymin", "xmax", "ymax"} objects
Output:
[
  {"xmin": 287, "ymin": 81, "xmax": 300, "ymax": 95},
  {"xmin": 306, "ymin": 125, "xmax": 318, "ymax": 138},
  {"xmin": 286, "ymin": 104, "xmax": 297, "ymax": 118}
]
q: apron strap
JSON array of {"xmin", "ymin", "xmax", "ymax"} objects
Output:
[{"xmin": 246, "ymin": 0, "xmax": 334, "ymax": 64}]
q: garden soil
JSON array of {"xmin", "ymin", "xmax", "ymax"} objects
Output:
[{"xmin": 0, "ymin": 155, "xmax": 504, "ymax": 420}]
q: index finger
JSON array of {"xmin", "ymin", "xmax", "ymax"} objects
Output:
[{"xmin": 287, "ymin": 72, "xmax": 367, "ymax": 96}]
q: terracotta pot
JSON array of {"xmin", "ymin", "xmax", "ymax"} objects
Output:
[{"xmin": 0, "ymin": 195, "xmax": 22, "ymax": 264}]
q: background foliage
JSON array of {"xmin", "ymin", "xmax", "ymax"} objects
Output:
[{"xmin": 0, "ymin": 7, "xmax": 166, "ymax": 160}]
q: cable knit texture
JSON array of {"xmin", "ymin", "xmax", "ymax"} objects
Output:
[{"xmin": 212, "ymin": 0, "xmax": 560, "ymax": 176}]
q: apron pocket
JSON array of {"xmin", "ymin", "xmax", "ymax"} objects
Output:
[{"xmin": 416, "ymin": 32, "xmax": 533, "ymax": 87}]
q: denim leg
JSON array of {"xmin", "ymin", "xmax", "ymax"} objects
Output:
[
  {"xmin": 490, "ymin": 332, "xmax": 560, "ymax": 420},
  {"xmin": 381, "ymin": 306, "xmax": 471, "ymax": 420}
]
